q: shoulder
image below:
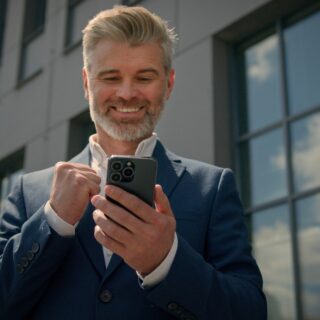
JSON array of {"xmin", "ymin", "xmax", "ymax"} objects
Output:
[{"xmin": 169, "ymin": 149, "xmax": 232, "ymax": 183}]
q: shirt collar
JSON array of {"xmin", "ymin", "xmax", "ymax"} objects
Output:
[{"xmin": 89, "ymin": 133, "xmax": 158, "ymax": 166}]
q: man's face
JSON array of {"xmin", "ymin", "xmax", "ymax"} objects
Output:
[{"xmin": 82, "ymin": 40, "xmax": 175, "ymax": 142}]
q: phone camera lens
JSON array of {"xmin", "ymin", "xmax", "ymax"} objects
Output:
[
  {"xmin": 123, "ymin": 167, "xmax": 134, "ymax": 179},
  {"xmin": 110, "ymin": 172, "xmax": 122, "ymax": 182},
  {"xmin": 111, "ymin": 161, "xmax": 123, "ymax": 171}
]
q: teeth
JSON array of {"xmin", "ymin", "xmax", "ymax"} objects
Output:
[{"xmin": 115, "ymin": 107, "xmax": 141, "ymax": 113}]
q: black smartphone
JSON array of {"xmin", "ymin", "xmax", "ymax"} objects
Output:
[{"xmin": 106, "ymin": 156, "xmax": 157, "ymax": 207}]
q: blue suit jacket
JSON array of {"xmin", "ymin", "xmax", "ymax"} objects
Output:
[{"xmin": 0, "ymin": 141, "xmax": 267, "ymax": 319}]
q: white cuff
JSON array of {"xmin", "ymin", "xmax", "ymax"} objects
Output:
[
  {"xmin": 44, "ymin": 201, "xmax": 76, "ymax": 237},
  {"xmin": 137, "ymin": 233, "xmax": 178, "ymax": 287}
]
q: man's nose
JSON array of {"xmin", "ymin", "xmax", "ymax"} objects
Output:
[{"xmin": 115, "ymin": 81, "xmax": 138, "ymax": 101}]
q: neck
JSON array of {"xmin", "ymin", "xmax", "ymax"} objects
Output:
[{"xmin": 95, "ymin": 126, "xmax": 150, "ymax": 156}]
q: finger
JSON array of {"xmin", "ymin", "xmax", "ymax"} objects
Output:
[
  {"xmin": 91, "ymin": 196, "xmax": 143, "ymax": 233},
  {"xmin": 154, "ymin": 184, "xmax": 174, "ymax": 216},
  {"xmin": 55, "ymin": 162, "xmax": 98, "ymax": 174},
  {"xmin": 104, "ymin": 185, "xmax": 155, "ymax": 223},
  {"xmin": 55, "ymin": 162, "xmax": 101, "ymax": 185},
  {"xmin": 93, "ymin": 214, "xmax": 131, "ymax": 246},
  {"xmin": 94, "ymin": 225, "xmax": 126, "ymax": 255}
]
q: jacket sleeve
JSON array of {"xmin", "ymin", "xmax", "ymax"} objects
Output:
[
  {"xmin": 0, "ymin": 175, "xmax": 75, "ymax": 319},
  {"xmin": 145, "ymin": 169, "xmax": 267, "ymax": 320}
]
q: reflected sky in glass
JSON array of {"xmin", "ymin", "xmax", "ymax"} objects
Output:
[
  {"xmin": 241, "ymin": 129, "xmax": 287, "ymax": 207},
  {"xmin": 243, "ymin": 34, "xmax": 282, "ymax": 133},
  {"xmin": 251, "ymin": 205, "xmax": 296, "ymax": 319},
  {"xmin": 291, "ymin": 112, "xmax": 320, "ymax": 192},
  {"xmin": 284, "ymin": 11, "xmax": 320, "ymax": 115},
  {"xmin": 296, "ymin": 193, "xmax": 320, "ymax": 319}
]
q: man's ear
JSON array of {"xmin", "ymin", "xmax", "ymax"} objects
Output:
[
  {"xmin": 82, "ymin": 67, "xmax": 89, "ymax": 100},
  {"xmin": 165, "ymin": 69, "xmax": 175, "ymax": 100}
]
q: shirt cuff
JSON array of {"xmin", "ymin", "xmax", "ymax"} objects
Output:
[
  {"xmin": 44, "ymin": 201, "xmax": 76, "ymax": 237},
  {"xmin": 137, "ymin": 233, "xmax": 178, "ymax": 287}
]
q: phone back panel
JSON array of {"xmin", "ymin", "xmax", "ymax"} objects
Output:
[{"xmin": 106, "ymin": 156, "xmax": 157, "ymax": 207}]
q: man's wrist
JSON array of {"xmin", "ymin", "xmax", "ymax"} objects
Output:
[
  {"xmin": 137, "ymin": 233, "xmax": 178, "ymax": 287},
  {"xmin": 44, "ymin": 201, "xmax": 77, "ymax": 236}
]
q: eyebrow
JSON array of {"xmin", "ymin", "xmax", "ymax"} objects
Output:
[{"xmin": 96, "ymin": 67, "xmax": 160, "ymax": 78}]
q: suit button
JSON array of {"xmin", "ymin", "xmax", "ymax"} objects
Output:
[
  {"xmin": 27, "ymin": 251, "xmax": 35, "ymax": 261},
  {"xmin": 21, "ymin": 257, "xmax": 29, "ymax": 268},
  {"xmin": 31, "ymin": 242, "xmax": 40, "ymax": 253},
  {"xmin": 16, "ymin": 264, "xmax": 24, "ymax": 274},
  {"xmin": 99, "ymin": 289, "xmax": 112, "ymax": 303},
  {"xmin": 168, "ymin": 302, "xmax": 178, "ymax": 311}
]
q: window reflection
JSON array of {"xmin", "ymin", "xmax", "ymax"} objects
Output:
[
  {"xmin": 296, "ymin": 194, "xmax": 320, "ymax": 319},
  {"xmin": 291, "ymin": 112, "xmax": 320, "ymax": 192},
  {"xmin": 250, "ymin": 205, "xmax": 296, "ymax": 319},
  {"xmin": 242, "ymin": 34, "xmax": 282, "ymax": 133},
  {"xmin": 240, "ymin": 129, "xmax": 287, "ymax": 207},
  {"xmin": 284, "ymin": 11, "xmax": 320, "ymax": 115}
]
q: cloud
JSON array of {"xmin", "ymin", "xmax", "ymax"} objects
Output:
[
  {"xmin": 247, "ymin": 36, "xmax": 278, "ymax": 82},
  {"xmin": 270, "ymin": 114, "xmax": 320, "ymax": 191},
  {"xmin": 254, "ymin": 220, "xmax": 320, "ymax": 318}
]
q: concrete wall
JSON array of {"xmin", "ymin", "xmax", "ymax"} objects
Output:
[{"xmin": 0, "ymin": 0, "xmax": 269, "ymax": 172}]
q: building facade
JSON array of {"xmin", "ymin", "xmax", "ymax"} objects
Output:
[{"xmin": 0, "ymin": 0, "xmax": 319, "ymax": 319}]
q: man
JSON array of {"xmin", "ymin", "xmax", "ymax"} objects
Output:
[{"xmin": 0, "ymin": 6, "xmax": 267, "ymax": 320}]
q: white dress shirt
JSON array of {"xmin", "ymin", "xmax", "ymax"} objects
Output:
[{"xmin": 45, "ymin": 133, "xmax": 177, "ymax": 287}]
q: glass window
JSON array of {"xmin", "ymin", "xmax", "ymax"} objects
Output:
[
  {"xmin": 291, "ymin": 112, "xmax": 320, "ymax": 193},
  {"xmin": 65, "ymin": 0, "xmax": 87, "ymax": 50},
  {"xmin": 235, "ymin": 5, "xmax": 320, "ymax": 320},
  {"xmin": 0, "ymin": 150, "xmax": 24, "ymax": 212},
  {"xmin": 295, "ymin": 193, "xmax": 320, "ymax": 319},
  {"xmin": 18, "ymin": 0, "xmax": 47, "ymax": 82},
  {"xmin": 250, "ymin": 205, "xmax": 296, "ymax": 320},
  {"xmin": 0, "ymin": 0, "xmax": 8, "ymax": 64},
  {"xmin": 67, "ymin": 110, "xmax": 95, "ymax": 159},
  {"xmin": 240, "ymin": 34, "xmax": 282, "ymax": 134},
  {"xmin": 284, "ymin": 10, "xmax": 320, "ymax": 115},
  {"xmin": 240, "ymin": 129, "xmax": 287, "ymax": 207}
]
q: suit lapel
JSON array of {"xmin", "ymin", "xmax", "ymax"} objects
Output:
[{"xmin": 152, "ymin": 141, "xmax": 185, "ymax": 197}]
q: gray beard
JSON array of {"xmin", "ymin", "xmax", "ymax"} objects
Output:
[{"xmin": 89, "ymin": 103, "xmax": 164, "ymax": 142}]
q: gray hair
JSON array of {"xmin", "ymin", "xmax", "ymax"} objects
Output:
[{"xmin": 82, "ymin": 6, "xmax": 178, "ymax": 74}]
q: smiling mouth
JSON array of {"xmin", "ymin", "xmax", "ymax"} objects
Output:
[{"xmin": 111, "ymin": 106, "xmax": 143, "ymax": 113}]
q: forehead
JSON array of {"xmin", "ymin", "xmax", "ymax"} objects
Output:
[{"xmin": 88, "ymin": 40, "xmax": 165, "ymax": 74}]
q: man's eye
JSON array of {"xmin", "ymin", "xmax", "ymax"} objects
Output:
[
  {"xmin": 103, "ymin": 77, "xmax": 119, "ymax": 81},
  {"xmin": 138, "ymin": 77, "xmax": 152, "ymax": 82}
]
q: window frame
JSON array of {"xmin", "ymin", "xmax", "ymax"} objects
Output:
[
  {"xmin": 64, "ymin": 0, "xmax": 85, "ymax": 53},
  {"xmin": 233, "ymin": 4, "xmax": 320, "ymax": 319},
  {"xmin": 17, "ymin": 0, "xmax": 47, "ymax": 86}
]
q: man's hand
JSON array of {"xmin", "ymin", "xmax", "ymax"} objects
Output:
[
  {"xmin": 91, "ymin": 184, "xmax": 176, "ymax": 275},
  {"xmin": 50, "ymin": 162, "xmax": 101, "ymax": 225}
]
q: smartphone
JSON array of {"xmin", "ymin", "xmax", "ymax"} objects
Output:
[{"xmin": 106, "ymin": 156, "xmax": 157, "ymax": 207}]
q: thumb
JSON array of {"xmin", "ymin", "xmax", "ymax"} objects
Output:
[{"xmin": 154, "ymin": 184, "xmax": 174, "ymax": 217}]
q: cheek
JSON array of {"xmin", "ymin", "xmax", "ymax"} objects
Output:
[{"xmin": 146, "ymin": 85, "xmax": 167, "ymax": 104}]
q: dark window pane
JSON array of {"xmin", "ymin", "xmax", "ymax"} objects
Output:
[
  {"xmin": 23, "ymin": 0, "xmax": 46, "ymax": 40},
  {"xmin": 0, "ymin": 0, "xmax": 8, "ymax": 62},
  {"xmin": 296, "ymin": 193, "xmax": 320, "ymax": 319},
  {"xmin": 68, "ymin": 110, "xmax": 95, "ymax": 159},
  {"xmin": 240, "ymin": 129, "xmax": 287, "ymax": 207},
  {"xmin": 250, "ymin": 205, "xmax": 296, "ymax": 319},
  {"xmin": 65, "ymin": 0, "xmax": 86, "ymax": 48},
  {"xmin": 241, "ymin": 34, "xmax": 282, "ymax": 133},
  {"xmin": 0, "ymin": 150, "xmax": 24, "ymax": 212},
  {"xmin": 290, "ymin": 112, "xmax": 320, "ymax": 193},
  {"xmin": 284, "ymin": 10, "xmax": 320, "ymax": 115}
]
